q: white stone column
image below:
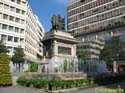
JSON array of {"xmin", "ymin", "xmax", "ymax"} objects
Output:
[
  {"xmin": 0, "ymin": 34, "xmax": 1, "ymax": 40},
  {"xmin": 38, "ymin": 64, "xmax": 41, "ymax": 72},
  {"xmin": 53, "ymin": 40, "xmax": 57, "ymax": 56},
  {"xmin": 72, "ymin": 44, "xmax": 76, "ymax": 57},
  {"xmin": 62, "ymin": 58, "xmax": 64, "ymax": 73}
]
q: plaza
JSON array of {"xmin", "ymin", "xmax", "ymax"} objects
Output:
[{"xmin": 0, "ymin": 0, "xmax": 125, "ymax": 92}]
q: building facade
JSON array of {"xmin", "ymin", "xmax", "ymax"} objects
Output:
[
  {"xmin": 0, "ymin": 0, "xmax": 45, "ymax": 62},
  {"xmin": 68, "ymin": 0, "xmax": 125, "ymax": 40},
  {"xmin": 77, "ymin": 38, "xmax": 104, "ymax": 59}
]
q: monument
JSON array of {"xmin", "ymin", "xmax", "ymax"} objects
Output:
[
  {"xmin": 51, "ymin": 15, "xmax": 65, "ymax": 31},
  {"xmin": 42, "ymin": 15, "xmax": 77, "ymax": 73}
]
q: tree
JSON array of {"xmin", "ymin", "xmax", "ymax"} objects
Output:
[
  {"xmin": 100, "ymin": 45, "xmax": 114, "ymax": 71},
  {"xmin": 11, "ymin": 47, "xmax": 25, "ymax": 72},
  {"xmin": 29, "ymin": 63, "xmax": 38, "ymax": 72},
  {"xmin": 77, "ymin": 51, "xmax": 89, "ymax": 60},
  {"xmin": 117, "ymin": 41, "xmax": 125, "ymax": 60},
  {"xmin": 0, "ymin": 40, "xmax": 8, "ymax": 54}
]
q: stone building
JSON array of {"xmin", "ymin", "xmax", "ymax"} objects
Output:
[
  {"xmin": 0, "ymin": 0, "xmax": 45, "ymax": 62},
  {"xmin": 68, "ymin": 0, "xmax": 125, "ymax": 40},
  {"xmin": 0, "ymin": 0, "xmax": 45, "ymax": 72},
  {"xmin": 77, "ymin": 38, "xmax": 105, "ymax": 60}
]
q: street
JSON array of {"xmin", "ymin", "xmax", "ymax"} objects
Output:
[
  {"xmin": 0, "ymin": 86, "xmax": 47, "ymax": 93},
  {"xmin": 76, "ymin": 82, "xmax": 125, "ymax": 93},
  {"xmin": 0, "ymin": 82, "xmax": 125, "ymax": 93}
]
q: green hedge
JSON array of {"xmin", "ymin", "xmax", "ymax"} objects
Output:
[
  {"xmin": 17, "ymin": 73, "xmax": 125, "ymax": 90},
  {"xmin": 29, "ymin": 63, "xmax": 38, "ymax": 72},
  {"xmin": 0, "ymin": 54, "xmax": 12, "ymax": 86},
  {"xmin": 17, "ymin": 77, "xmax": 94, "ymax": 90}
]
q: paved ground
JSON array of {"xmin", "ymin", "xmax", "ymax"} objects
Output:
[
  {"xmin": 76, "ymin": 82, "xmax": 125, "ymax": 93},
  {"xmin": 0, "ymin": 82, "xmax": 125, "ymax": 93},
  {"xmin": 0, "ymin": 86, "xmax": 47, "ymax": 93}
]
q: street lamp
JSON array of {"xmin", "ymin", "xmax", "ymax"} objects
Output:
[{"xmin": 116, "ymin": 53, "xmax": 119, "ymax": 63}]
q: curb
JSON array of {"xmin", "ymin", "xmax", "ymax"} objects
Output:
[
  {"xmin": 47, "ymin": 81, "xmax": 125, "ymax": 93},
  {"xmin": 47, "ymin": 85, "xmax": 98, "ymax": 93}
]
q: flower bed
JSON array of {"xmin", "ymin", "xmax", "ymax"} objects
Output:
[
  {"xmin": 17, "ymin": 77, "xmax": 94, "ymax": 90},
  {"xmin": 17, "ymin": 73, "xmax": 125, "ymax": 91}
]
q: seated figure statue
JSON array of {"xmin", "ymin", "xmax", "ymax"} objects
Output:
[{"xmin": 51, "ymin": 15, "xmax": 65, "ymax": 31}]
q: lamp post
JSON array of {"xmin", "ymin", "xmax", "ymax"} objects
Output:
[
  {"xmin": 117, "ymin": 53, "xmax": 119, "ymax": 63},
  {"xmin": 47, "ymin": 64, "xmax": 49, "ymax": 80},
  {"xmin": 116, "ymin": 53, "xmax": 119, "ymax": 73}
]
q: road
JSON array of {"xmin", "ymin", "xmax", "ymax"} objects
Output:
[
  {"xmin": 0, "ymin": 82, "xmax": 125, "ymax": 93},
  {"xmin": 76, "ymin": 82, "xmax": 125, "ymax": 93},
  {"xmin": 0, "ymin": 86, "xmax": 47, "ymax": 93}
]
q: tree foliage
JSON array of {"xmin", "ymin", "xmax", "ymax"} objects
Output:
[
  {"xmin": 0, "ymin": 40, "xmax": 8, "ymax": 54},
  {"xmin": 29, "ymin": 63, "xmax": 38, "ymax": 72},
  {"xmin": 77, "ymin": 51, "xmax": 89, "ymax": 60},
  {"xmin": 100, "ymin": 36, "xmax": 125, "ymax": 70},
  {"xmin": 100, "ymin": 45, "xmax": 114, "ymax": 70},
  {"xmin": 11, "ymin": 47, "xmax": 25, "ymax": 72}
]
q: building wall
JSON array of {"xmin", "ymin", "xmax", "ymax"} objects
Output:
[
  {"xmin": 68, "ymin": 0, "xmax": 125, "ymax": 39},
  {"xmin": 77, "ymin": 39, "xmax": 105, "ymax": 59},
  {"xmin": 0, "ymin": 0, "xmax": 26, "ymax": 56},
  {"xmin": 25, "ymin": 2, "xmax": 45, "ymax": 62},
  {"xmin": 0, "ymin": 0, "xmax": 45, "ymax": 62}
]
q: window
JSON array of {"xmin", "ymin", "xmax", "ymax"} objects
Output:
[
  {"xmin": 20, "ymin": 38, "xmax": 24, "ymax": 42},
  {"xmin": 4, "ymin": 4, "xmax": 9, "ymax": 10},
  {"xmin": 17, "ymin": 0, "xmax": 21, "ymax": 4},
  {"xmin": 3, "ymin": 14, "xmax": 8, "ymax": 20},
  {"xmin": 0, "ymin": 2, "xmax": 3, "ymax": 8},
  {"xmin": 21, "ymin": 19, "xmax": 25, "ymax": 24},
  {"xmin": 11, "ymin": 0, "xmax": 15, "ymax": 2},
  {"xmin": 16, "ymin": 8, "xmax": 20, "ymax": 13},
  {"xmin": 58, "ymin": 46, "xmax": 71, "ymax": 55},
  {"xmin": 9, "ymin": 16, "xmax": 14, "ymax": 21},
  {"xmin": 22, "ymin": 10, "xmax": 25, "ymax": 15},
  {"xmin": 9, "ymin": 26, "xmax": 14, "ymax": 31},
  {"xmin": 22, "ymin": 1, "xmax": 26, "ymax": 5},
  {"xmin": 8, "ymin": 36, "xmax": 13, "ymax": 41},
  {"xmin": 14, "ymin": 37, "xmax": 18, "ymax": 42},
  {"xmin": 2, "ymin": 24, "xmax": 8, "ymax": 30},
  {"xmin": 10, "ymin": 6, "xmax": 15, "ymax": 12},
  {"xmin": 1, "ymin": 35, "xmax": 7, "ymax": 41},
  {"xmin": 15, "ymin": 27, "xmax": 19, "ymax": 32},
  {"xmin": 20, "ymin": 29, "xmax": 24, "ymax": 33},
  {"xmin": 0, "ymin": 13, "xmax": 2, "ymax": 18},
  {"xmin": 15, "ymin": 18, "xmax": 20, "ymax": 23}
]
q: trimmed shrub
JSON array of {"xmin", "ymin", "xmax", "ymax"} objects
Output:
[
  {"xmin": 17, "ymin": 77, "xmax": 94, "ymax": 90},
  {"xmin": 17, "ymin": 73, "xmax": 125, "ymax": 91},
  {"xmin": 0, "ymin": 54, "xmax": 12, "ymax": 86}
]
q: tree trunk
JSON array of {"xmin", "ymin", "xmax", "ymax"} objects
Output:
[
  {"xmin": 19, "ymin": 63, "xmax": 21, "ymax": 72},
  {"xmin": 22, "ymin": 63, "xmax": 24, "ymax": 72}
]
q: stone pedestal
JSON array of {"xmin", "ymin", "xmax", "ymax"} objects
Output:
[{"xmin": 42, "ymin": 30, "xmax": 77, "ymax": 73}]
